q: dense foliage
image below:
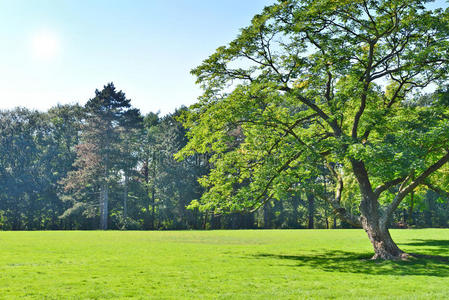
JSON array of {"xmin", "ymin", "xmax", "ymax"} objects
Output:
[
  {"xmin": 177, "ymin": 0, "xmax": 449, "ymax": 259},
  {"xmin": 0, "ymin": 82, "xmax": 448, "ymax": 231}
]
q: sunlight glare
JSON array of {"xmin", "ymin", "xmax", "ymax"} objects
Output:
[{"xmin": 30, "ymin": 30, "xmax": 61, "ymax": 61}]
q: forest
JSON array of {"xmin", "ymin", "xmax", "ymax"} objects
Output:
[{"xmin": 0, "ymin": 82, "xmax": 448, "ymax": 231}]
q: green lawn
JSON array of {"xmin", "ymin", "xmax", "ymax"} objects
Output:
[{"xmin": 0, "ymin": 229, "xmax": 448, "ymax": 299}]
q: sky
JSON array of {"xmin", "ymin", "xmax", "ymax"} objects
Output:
[
  {"xmin": 0, "ymin": 0, "xmax": 273, "ymax": 115},
  {"xmin": 0, "ymin": 0, "xmax": 447, "ymax": 115}
]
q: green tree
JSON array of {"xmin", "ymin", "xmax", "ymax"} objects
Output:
[
  {"xmin": 139, "ymin": 112, "xmax": 160, "ymax": 229},
  {"xmin": 177, "ymin": 0, "xmax": 449, "ymax": 259},
  {"xmin": 62, "ymin": 83, "xmax": 140, "ymax": 230},
  {"xmin": 0, "ymin": 106, "xmax": 82, "ymax": 229},
  {"xmin": 45, "ymin": 104, "xmax": 84, "ymax": 229},
  {"xmin": 117, "ymin": 107, "xmax": 143, "ymax": 229},
  {"xmin": 0, "ymin": 109, "xmax": 48, "ymax": 229},
  {"xmin": 139, "ymin": 109, "xmax": 209, "ymax": 229}
]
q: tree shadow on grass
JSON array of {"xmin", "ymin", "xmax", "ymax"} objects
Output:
[
  {"xmin": 399, "ymin": 239, "xmax": 449, "ymax": 257},
  {"xmin": 252, "ymin": 240, "xmax": 449, "ymax": 277}
]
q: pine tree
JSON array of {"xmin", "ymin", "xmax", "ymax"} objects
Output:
[{"xmin": 62, "ymin": 83, "xmax": 141, "ymax": 229}]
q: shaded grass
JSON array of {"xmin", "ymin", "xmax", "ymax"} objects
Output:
[
  {"xmin": 253, "ymin": 250, "xmax": 449, "ymax": 277},
  {"xmin": 0, "ymin": 229, "xmax": 448, "ymax": 299}
]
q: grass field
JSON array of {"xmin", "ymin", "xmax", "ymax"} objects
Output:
[{"xmin": 0, "ymin": 229, "xmax": 448, "ymax": 299}]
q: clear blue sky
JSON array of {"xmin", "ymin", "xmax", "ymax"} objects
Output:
[
  {"xmin": 0, "ymin": 0, "xmax": 447, "ymax": 115},
  {"xmin": 0, "ymin": 0, "xmax": 273, "ymax": 115}
]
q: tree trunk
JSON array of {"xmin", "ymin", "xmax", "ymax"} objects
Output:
[
  {"xmin": 408, "ymin": 191, "xmax": 414, "ymax": 225},
  {"xmin": 100, "ymin": 182, "xmax": 109, "ymax": 230},
  {"xmin": 123, "ymin": 175, "xmax": 128, "ymax": 229},
  {"xmin": 104, "ymin": 185, "xmax": 109, "ymax": 229},
  {"xmin": 359, "ymin": 192, "xmax": 406, "ymax": 259},
  {"xmin": 100, "ymin": 150, "xmax": 110, "ymax": 230},
  {"xmin": 324, "ymin": 206, "xmax": 329, "ymax": 229},
  {"xmin": 150, "ymin": 151, "xmax": 156, "ymax": 230},
  {"xmin": 99, "ymin": 186, "xmax": 103, "ymax": 229},
  {"xmin": 290, "ymin": 194, "xmax": 300, "ymax": 228},
  {"xmin": 202, "ymin": 211, "xmax": 208, "ymax": 230},
  {"xmin": 151, "ymin": 186, "xmax": 155, "ymax": 229},
  {"xmin": 352, "ymin": 159, "xmax": 407, "ymax": 259},
  {"xmin": 263, "ymin": 201, "xmax": 271, "ymax": 229},
  {"xmin": 307, "ymin": 193, "xmax": 314, "ymax": 229},
  {"xmin": 361, "ymin": 216, "xmax": 406, "ymax": 260}
]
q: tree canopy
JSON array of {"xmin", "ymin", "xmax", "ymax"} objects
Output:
[{"xmin": 177, "ymin": 0, "xmax": 449, "ymax": 259}]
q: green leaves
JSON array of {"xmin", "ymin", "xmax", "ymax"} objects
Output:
[{"xmin": 180, "ymin": 0, "xmax": 449, "ymax": 217}]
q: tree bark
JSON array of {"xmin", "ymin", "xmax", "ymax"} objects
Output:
[
  {"xmin": 151, "ymin": 186, "xmax": 155, "ymax": 229},
  {"xmin": 100, "ymin": 182, "xmax": 109, "ymax": 230},
  {"xmin": 100, "ymin": 149, "xmax": 110, "ymax": 230},
  {"xmin": 408, "ymin": 191, "xmax": 414, "ymax": 225},
  {"xmin": 123, "ymin": 174, "xmax": 128, "ymax": 229},
  {"xmin": 99, "ymin": 186, "xmax": 103, "ymax": 229},
  {"xmin": 202, "ymin": 211, "xmax": 208, "ymax": 230},
  {"xmin": 361, "ymin": 215, "xmax": 406, "ymax": 260},
  {"xmin": 325, "ymin": 213, "xmax": 329, "ymax": 229},
  {"xmin": 307, "ymin": 193, "xmax": 314, "ymax": 229},
  {"xmin": 359, "ymin": 190, "xmax": 406, "ymax": 259},
  {"xmin": 290, "ymin": 195, "xmax": 300, "ymax": 228},
  {"xmin": 263, "ymin": 201, "xmax": 271, "ymax": 229},
  {"xmin": 352, "ymin": 159, "xmax": 406, "ymax": 259}
]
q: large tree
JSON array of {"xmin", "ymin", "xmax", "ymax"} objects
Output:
[
  {"xmin": 62, "ymin": 83, "xmax": 141, "ymax": 230},
  {"xmin": 0, "ymin": 106, "xmax": 82, "ymax": 229},
  {"xmin": 0, "ymin": 109, "xmax": 50, "ymax": 229},
  {"xmin": 177, "ymin": 0, "xmax": 449, "ymax": 259}
]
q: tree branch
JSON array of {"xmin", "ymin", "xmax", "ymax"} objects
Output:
[
  {"xmin": 424, "ymin": 181, "xmax": 449, "ymax": 199},
  {"xmin": 373, "ymin": 176, "xmax": 407, "ymax": 198},
  {"xmin": 315, "ymin": 179, "xmax": 362, "ymax": 228},
  {"xmin": 284, "ymin": 87, "xmax": 342, "ymax": 136},
  {"xmin": 352, "ymin": 42, "xmax": 375, "ymax": 139},
  {"xmin": 383, "ymin": 151, "xmax": 449, "ymax": 222}
]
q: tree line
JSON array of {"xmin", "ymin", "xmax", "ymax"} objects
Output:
[
  {"xmin": 0, "ymin": 82, "xmax": 447, "ymax": 231},
  {"xmin": 3, "ymin": 0, "xmax": 449, "ymax": 260}
]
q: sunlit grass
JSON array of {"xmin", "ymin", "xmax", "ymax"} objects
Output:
[{"xmin": 0, "ymin": 229, "xmax": 448, "ymax": 299}]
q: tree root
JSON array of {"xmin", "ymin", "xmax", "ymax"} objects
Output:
[
  {"xmin": 371, "ymin": 252, "xmax": 411, "ymax": 261},
  {"xmin": 371, "ymin": 252, "xmax": 449, "ymax": 261}
]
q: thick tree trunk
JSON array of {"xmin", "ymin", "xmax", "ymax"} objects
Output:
[
  {"xmin": 359, "ymin": 191, "xmax": 406, "ymax": 259},
  {"xmin": 352, "ymin": 159, "xmax": 407, "ymax": 259},
  {"xmin": 361, "ymin": 216, "xmax": 406, "ymax": 260}
]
